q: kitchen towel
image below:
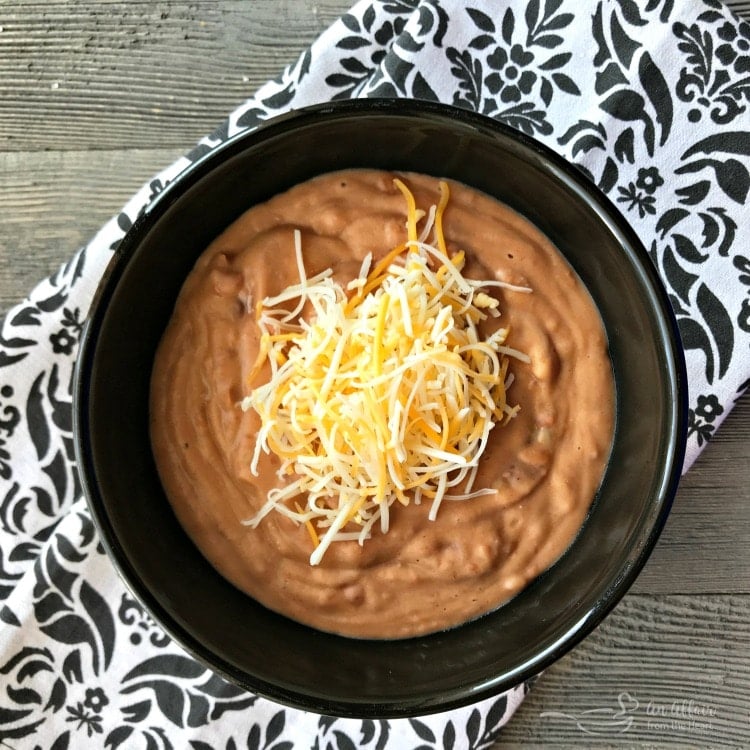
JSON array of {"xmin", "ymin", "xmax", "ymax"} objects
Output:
[{"xmin": 2, "ymin": 0, "xmax": 749, "ymax": 748}]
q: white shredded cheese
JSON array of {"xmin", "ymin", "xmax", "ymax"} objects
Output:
[{"xmin": 241, "ymin": 179, "xmax": 531, "ymax": 564}]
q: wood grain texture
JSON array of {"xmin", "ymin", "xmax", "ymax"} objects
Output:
[
  {"xmin": 633, "ymin": 393, "xmax": 750, "ymax": 596},
  {"xmin": 0, "ymin": 1, "xmax": 748, "ymax": 746},
  {"xmin": 494, "ymin": 595, "xmax": 750, "ymax": 748},
  {"xmin": 0, "ymin": 148, "xmax": 182, "ymax": 313},
  {"xmin": 0, "ymin": 0, "xmax": 347, "ymax": 151},
  {"xmin": 728, "ymin": 0, "xmax": 750, "ymax": 17}
]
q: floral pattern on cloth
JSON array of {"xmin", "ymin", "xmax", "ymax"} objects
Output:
[{"xmin": 2, "ymin": 0, "xmax": 750, "ymax": 748}]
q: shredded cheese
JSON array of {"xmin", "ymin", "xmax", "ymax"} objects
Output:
[{"xmin": 241, "ymin": 178, "xmax": 531, "ymax": 565}]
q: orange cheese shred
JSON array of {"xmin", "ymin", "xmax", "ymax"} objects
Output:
[{"xmin": 241, "ymin": 178, "xmax": 531, "ymax": 564}]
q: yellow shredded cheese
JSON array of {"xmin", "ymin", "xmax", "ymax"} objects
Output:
[{"xmin": 241, "ymin": 178, "xmax": 531, "ymax": 565}]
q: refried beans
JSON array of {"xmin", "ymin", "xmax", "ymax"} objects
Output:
[{"xmin": 150, "ymin": 169, "xmax": 614, "ymax": 639}]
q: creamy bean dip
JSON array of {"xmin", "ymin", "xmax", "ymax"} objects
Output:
[{"xmin": 150, "ymin": 170, "xmax": 614, "ymax": 639}]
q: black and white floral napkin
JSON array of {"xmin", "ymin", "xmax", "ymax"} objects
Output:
[{"xmin": 2, "ymin": 0, "xmax": 750, "ymax": 747}]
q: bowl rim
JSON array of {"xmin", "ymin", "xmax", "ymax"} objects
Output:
[{"xmin": 74, "ymin": 97, "xmax": 688, "ymax": 718}]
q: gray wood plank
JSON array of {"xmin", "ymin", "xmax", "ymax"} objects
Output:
[
  {"xmin": 727, "ymin": 0, "xmax": 750, "ymax": 16},
  {"xmin": 0, "ymin": 148, "xmax": 182, "ymax": 314},
  {"xmin": 633, "ymin": 393, "xmax": 750, "ymax": 595},
  {"xmin": 494, "ymin": 594, "xmax": 750, "ymax": 748},
  {"xmin": 0, "ymin": 0, "xmax": 351, "ymax": 151}
]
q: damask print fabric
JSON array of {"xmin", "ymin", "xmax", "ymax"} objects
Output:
[{"xmin": 1, "ymin": 0, "xmax": 749, "ymax": 747}]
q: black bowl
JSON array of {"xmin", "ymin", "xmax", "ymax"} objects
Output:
[{"xmin": 74, "ymin": 99, "xmax": 687, "ymax": 718}]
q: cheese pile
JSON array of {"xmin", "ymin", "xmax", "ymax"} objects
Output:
[{"xmin": 241, "ymin": 179, "xmax": 530, "ymax": 565}]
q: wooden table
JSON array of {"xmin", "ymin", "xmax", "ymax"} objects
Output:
[{"xmin": 1, "ymin": 2, "xmax": 748, "ymax": 746}]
